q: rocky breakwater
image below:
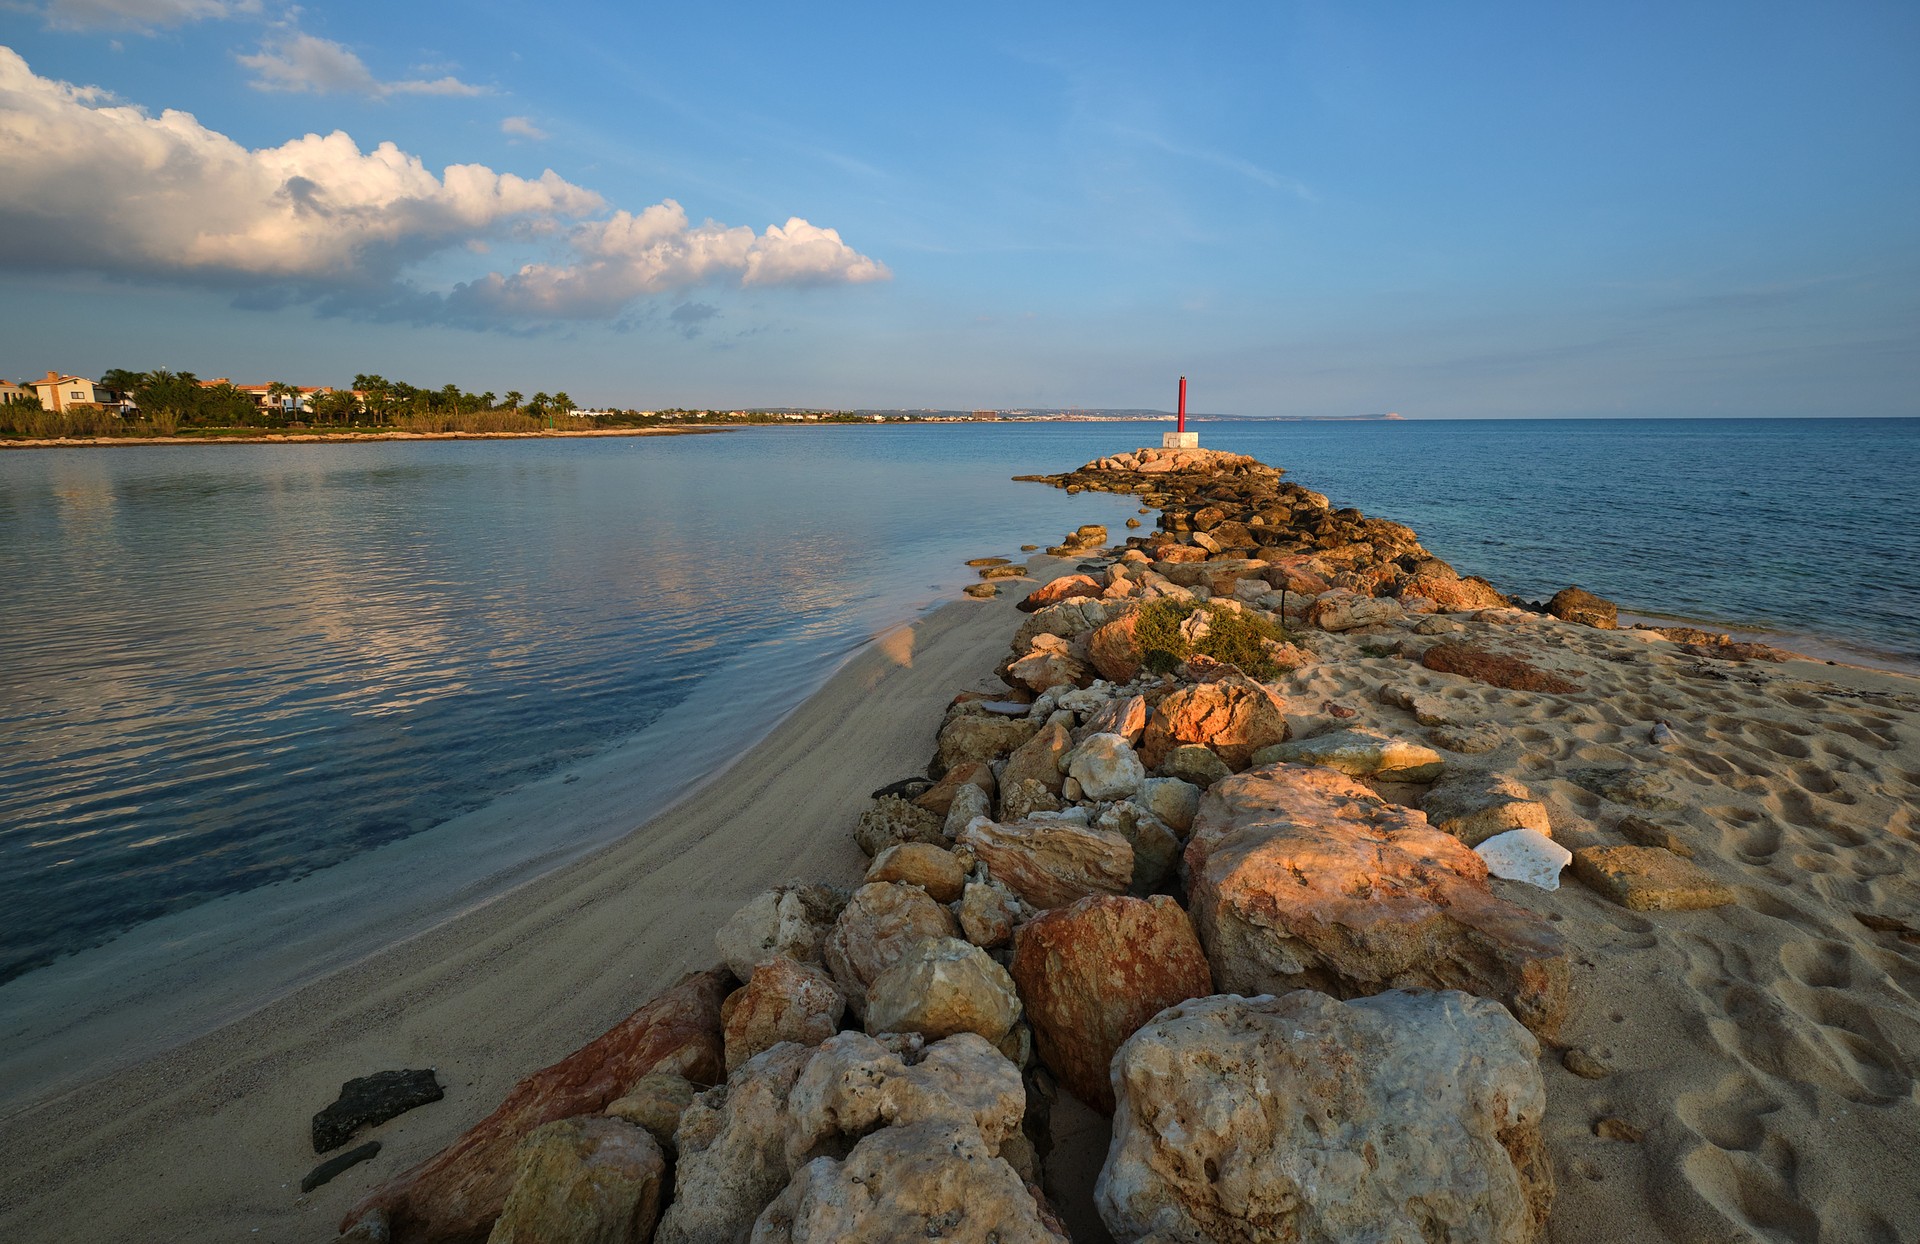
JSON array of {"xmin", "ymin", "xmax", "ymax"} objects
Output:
[{"xmin": 333, "ymin": 446, "xmax": 1764, "ymax": 1243}]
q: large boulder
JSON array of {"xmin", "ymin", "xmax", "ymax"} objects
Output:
[
  {"xmin": 1306, "ymin": 591, "xmax": 1404, "ymax": 632},
  {"xmin": 1422, "ymin": 771, "xmax": 1554, "ymax": 846},
  {"xmin": 912, "ymin": 762, "xmax": 996, "ymax": 818},
  {"xmin": 342, "ymin": 969, "xmax": 729, "ymax": 1244},
  {"xmin": 1009, "ymin": 896, "xmax": 1212, "ymax": 1113},
  {"xmin": 1134, "ymin": 777, "xmax": 1201, "ymax": 837},
  {"xmin": 1400, "ymin": 559, "xmax": 1508, "ymax": 613},
  {"xmin": 1018, "ymin": 574, "xmax": 1102, "ymax": 613},
  {"xmin": 1076, "ymin": 693, "xmax": 1147, "ymax": 745},
  {"xmin": 823, "ymin": 882, "xmax": 960, "ymax": 1022},
  {"xmin": 957, "ymin": 879, "xmax": 1025, "ymax": 949},
  {"xmin": 1067, "ymin": 732, "xmax": 1147, "ymax": 800},
  {"xmin": 1000, "ymin": 718, "xmax": 1072, "ymax": 820},
  {"xmin": 864, "ymin": 842, "xmax": 968, "ymax": 902},
  {"xmin": 1087, "ymin": 611, "xmax": 1146, "ymax": 684},
  {"xmin": 956, "ymin": 818, "xmax": 1132, "ymax": 910},
  {"xmin": 1140, "ymin": 674, "xmax": 1289, "ymax": 771},
  {"xmin": 865, "ymin": 936, "xmax": 1022, "ymax": 1044},
  {"xmin": 1546, "ymin": 585, "xmax": 1618, "ymax": 629},
  {"xmin": 1254, "ymin": 728, "xmax": 1446, "ymax": 783},
  {"xmin": 1095, "ymin": 802, "xmax": 1182, "ymax": 893},
  {"xmin": 488, "ymin": 1117, "xmax": 665, "ymax": 1244},
  {"xmin": 1096, "ymin": 990, "xmax": 1551, "ymax": 1244},
  {"xmin": 935, "ymin": 714, "xmax": 1042, "ymax": 775},
  {"xmin": 1008, "ymin": 634, "xmax": 1089, "ymax": 694},
  {"xmin": 716, "ymin": 885, "xmax": 847, "ymax": 982},
  {"xmin": 723, "ymin": 958, "xmax": 847, "ymax": 1074},
  {"xmin": 1184, "ymin": 765, "xmax": 1569, "ymax": 1039},
  {"xmin": 656, "ymin": 1044, "xmax": 816, "ymax": 1244},
  {"xmin": 605, "ymin": 1074, "xmax": 700, "ymax": 1155},
  {"xmin": 750, "ymin": 1120, "xmax": 1068, "ymax": 1244},
  {"xmin": 854, "ymin": 795, "xmax": 945, "ymax": 858}
]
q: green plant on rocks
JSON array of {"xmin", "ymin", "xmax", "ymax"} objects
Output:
[{"xmin": 1133, "ymin": 598, "xmax": 1293, "ymax": 679}]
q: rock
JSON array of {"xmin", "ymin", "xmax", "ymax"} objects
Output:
[
  {"xmin": 865, "ymin": 936, "xmax": 1023, "ymax": 1044},
  {"xmin": 314, "ymin": 1069, "xmax": 445, "ymax": 1154},
  {"xmin": 1568, "ymin": 766, "xmax": 1688, "ymax": 811},
  {"xmin": 1307, "ymin": 591, "xmax": 1405, "ymax": 632},
  {"xmin": 724, "ymin": 959, "xmax": 847, "ymax": 1073},
  {"xmin": 823, "ymin": 882, "xmax": 961, "ymax": 1021},
  {"xmin": 1616, "ymin": 814, "xmax": 1694, "ymax": 858},
  {"xmin": 606, "ymin": 1074, "xmax": 700, "ymax": 1153},
  {"xmin": 656, "ymin": 1043, "xmax": 816, "ymax": 1244},
  {"xmin": 1429, "ymin": 721, "xmax": 1504, "ymax": 755},
  {"xmin": 716, "ymin": 885, "xmax": 847, "ymax": 982},
  {"xmin": 1076, "ymin": 693, "xmax": 1147, "ymax": 745},
  {"xmin": 1001, "ymin": 718, "xmax": 1072, "ymax": 809},
  {"xmin": 1140, "ymin": 674, "xmax": 1289, "ymax": 770},
  {"xmin": 1401, "ymin": 560, "xmax": 1508, "ymax": 613},
  {"xmin": 1083, "ymin": 803, "xmax": 1171, "ymax": 892},
  {"xmin": 1422, "ymin": 642, "xmax": 1580, "ymax": 694},
  {"xmin": 342, "ymin": 969, "xmax": 728, "ymax": 1244},
  {"xmin": 865, "ymin": 842, "xmax": 968, "ymax": 902},
  {"xmin": 1254, "ymin": 728, "xmax": 1447, "ymax": 783},
  {"xmin": 304, "ymin": 1142, "xmax": 382, "ymax": 1194},
  {"xmin": 956, "ymin": 819, "xmax": 1133, "ymax": 910},
  {"xmin": 958, "ymin": 879, "xmax": 1024, "ymax": 949},
  {"xmin": 1414, "ymin": 614, "xmax": 1468, "ymax": 635},
  {"xmin": 1594, "ymin": 1117, "xmax": 1643, "ymax": 1143},
  {"xmin": 1066, "ymin": 732, "xmax": 1146, "ymax": 800},
  {"xmin": 979, "ymin": 564, "xmax": 1029, "ymax": 580},
  {"xmin": 944, "ymin": 784, "xmax": 992, "ymax": 837},
  {"xmin": 1018, "ymin": 574, "xmax": 1102, "ymax": 612},
  {"xmin": 1681, "ymin": 640, "xmax": 1793, "ymax": 663},
  {"xmin": 488, "ymin": 1117, "xmax": 665, "ymax": 1244},
  {"xmin": 1571, "ymin": 845, "xmax": 1735, "ymax": 911},
  {"xmin": 1422, "ymin": 771, "xmax": 1553, "ymax": 845},
  {"xmin": 1158, "ymin": 743, "xmax": 1232, "ymax": 788},
  {"xmin": 751, "ymin": 1119, "xmax": 1067, "ymax": 1244},
  {"xmin": 1008, "ymin": 895, "xmax": 1212, "ymax": 1113},
  {"xmin": 967, "ymin": 557, "xmax": 1011, "ymax": 568},
  {"xmin": 1377, "ymin": 683, "xmax": 1456, "ymax": 726},
  {"xmin": 1546, "ymin": 585, "xmax": 1618, "ymax": 629},
  {"xmin": 1185, "ymin": 764, "xmax": 1570, "ymax": 1038},
  {"xmin": 1008, "ymin": 633, "xmax": 1089, "ymax": 694},
  {"xmin": 1563, "ymin": 1047, "xmax": 1612, "ymax": 1080},
  {"xmin": 1087, "ymin": 611, "xmax": 1145, "ymax": 683},
  {"xmin": 912, "ymin": 762, "xmax": 996, "ymax": 818},
  {"xmin": 1475, "ymin": 829, "xmax": 1573, "ymax": 890},
  {"xmin": 936, "ymin": 714, "xmax": 1042, "ymax": 775},
  {"xmin": 854, "ymin": 795, "xmax": 946, "ymax": 858},
  {"xmin": 1097, "ymin": 990, "xmax": 1551, "ymax": 1244},
  {"xmin": 1133, "ymin": 776, "xmax": 1201, "ymax": 836},
  {"xmin": 963, "ymin": 583, "xmax": 997, "ymax": 598}
]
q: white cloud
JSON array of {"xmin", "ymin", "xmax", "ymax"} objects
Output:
[
  {"xmin": 240, "ymin": 33, "xmax": 486, "ymax": 98},
  {"xmin": 447, "ymin": 201, "xmax": 889, "ymax": 319},
  {"xmin": 0, "ymin": 49, "xmax": 889, "ymax": 324},
  {"xmin": 500, "ymin": 115, "xmax": 547, "ymax": 142},
  {"xmin": 43, "ymin": 0, "xmax": 256, "ymax": 32}
]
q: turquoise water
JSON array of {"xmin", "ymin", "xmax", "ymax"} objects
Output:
[{"xmin": 0, "ymin": 418, "xmax": 1915, "ymax": 983}]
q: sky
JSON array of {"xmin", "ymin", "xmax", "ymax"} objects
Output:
[{"xmin": 0, "ymin": 1, "xmax": 1916, "ymax": 417}]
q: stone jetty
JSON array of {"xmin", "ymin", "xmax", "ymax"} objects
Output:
[{"xmin": 334, "ymin": 445, "xmax": 1784, "ymax": 1244}]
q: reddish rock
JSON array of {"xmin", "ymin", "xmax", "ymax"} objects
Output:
[
  {"xmin": 1185, "ymin": 765, "xmax": 1569, "ymax": 1039},
  {"xmin": 913, "ymin": 762, "xmax": 996, "ymax": 818},
  {"xmin": 722, "ymin": 957, "xmax": 847, "ymax": 1072},
  {"xmin": 1156, "ymin": 544, "xmax": 1210, "ymax": 564},
  {"xmin": 1075, "ymin": 693, "xmax": 1147, "ymax": 745},
  {"xmin": 1018, "ymin": 574, "xmax": 1102, "ymax": 613},
  {"xmin": 1139, "ymin": 673, "xmax": 1289, "ymax": 771},
  {"xmin": 1401, "ymin": 560, "xmax": 1508, "ymax": 613},
  {"xmin": 1421, "ymin": 642, "xmax": 1580, "ymax": 694},
  {"xmin": 340, "ymin": 968, "xmax": 729, "ymax": 1244},
  {"xmin": 1009, "ymin": 896, "xmax": 1213, "ymax": 1113},
  {"xmin": 1259, "ymin": 557, "xmax": 1334, "ymax": 597},
  {"xmin": 956, "ymin": 818, "xmax": 1133, "ymax": 910},
  {"xmin": 1545, "ymin": 585, "xmax": 1617, "ymax": 629},
  {"xmin": 1087, "ymin": 611, "xmax": 1144, "ymax": 683}
]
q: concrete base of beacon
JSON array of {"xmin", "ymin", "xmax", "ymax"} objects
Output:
[{"xmin": 1162, "ymin": 431, "xmax": 1199, "ymax": 449}]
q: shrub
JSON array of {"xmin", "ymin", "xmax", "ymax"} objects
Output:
[{"xmin": 1132, "ymin": 597, "xmax": 1293, "ymax": 678}]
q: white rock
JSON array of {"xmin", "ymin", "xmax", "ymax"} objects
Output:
[
  {"xmin": 1475, "ymin": 828, "xmax": 1573, "ymax": 891},
  {"xmin": 1067, "ymin": 732, "xmax": 1147, "ymax": 800}
]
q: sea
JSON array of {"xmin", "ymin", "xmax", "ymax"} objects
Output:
[{"xmin": 1, "ymin": 418, "xmax": 1915, "ymax": 1003}]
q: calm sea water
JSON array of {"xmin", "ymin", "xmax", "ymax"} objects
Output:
[{"xmin": 1, "ymin": 418, "xmax": 1914, "ymax": 984}]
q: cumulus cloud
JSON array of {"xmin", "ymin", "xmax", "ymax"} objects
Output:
[
  {"xmin": 500, "ymin": 115, "xmax": 547, "ymax": 141},
  {"xmin": 42, "ymin": 0, "xmax": 256, "ymax": 32},
  {"xmin": 0, "ymin": 49, "xmax": 888, "ymax": 326},
  {"xmin": 240, "ymin": 32, "xmax": 486, "ymax": 97}
]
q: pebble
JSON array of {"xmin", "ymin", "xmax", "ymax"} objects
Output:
[{"xmin": 1563, "ymin": 1046, "xmax": 1612, "ymax": 1079}]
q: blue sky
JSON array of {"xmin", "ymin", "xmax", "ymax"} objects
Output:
[{"xmin": 1, "ymin": 1, "xmax": 1915, "ymax": 415}]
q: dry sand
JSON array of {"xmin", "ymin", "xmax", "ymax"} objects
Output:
[
  {"xmin": 4, "ymin": 564, "xmax": 1918, "ymax": 1244},
  {"xmin": 0, "ymin": 581, "xmax": 1037, "ymax": 1243}
]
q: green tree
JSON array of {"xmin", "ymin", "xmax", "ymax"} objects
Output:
[{"xmin": 504, "ymin": 390, "xmax": 523, "ymax": 412}]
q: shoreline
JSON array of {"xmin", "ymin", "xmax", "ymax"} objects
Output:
[
  {"xmin": 0, "ymin": 425, "xmax": 731, "ymax": 451},
  {"xmin": 0, "ymin": 572, "xmax": 1050, "ymax": 1243}
]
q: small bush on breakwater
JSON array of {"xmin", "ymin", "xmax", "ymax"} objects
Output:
[{"xmin": 1133, "ymin": 598, "xmax": 1293, "ymax": 678}]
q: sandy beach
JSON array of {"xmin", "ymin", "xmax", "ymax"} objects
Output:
[{"xmin": 0, "ymin": 581, "xmax": 1039, "ymax": 1242}]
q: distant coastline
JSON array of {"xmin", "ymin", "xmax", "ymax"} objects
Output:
[{"xmin": 0, "ymin": 425, "xmax": 730, "ymax": 451}]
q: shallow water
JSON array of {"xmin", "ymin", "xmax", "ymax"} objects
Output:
[{"xmin": 1, "ymin": 417, "xmax": 1914, "ymax": 984}]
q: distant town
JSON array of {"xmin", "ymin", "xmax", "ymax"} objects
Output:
[{"xmin": 1, "ymin": 367, "xmax": 1403, "ymax": 442}]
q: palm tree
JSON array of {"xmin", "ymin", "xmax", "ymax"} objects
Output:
[
  {"xmin": 479, "ymin": 391, "xmax": 496, "ymax": 410},
  {"xmin": 504, "ymin": 390, "xmax": 523, "ymax": 412}
]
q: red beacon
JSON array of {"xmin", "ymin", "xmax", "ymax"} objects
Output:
[{"xmin": 1163, "ymin": 375, "xmax": 1199, "ymax": 449}]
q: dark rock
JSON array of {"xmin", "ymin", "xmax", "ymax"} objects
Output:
[
  {"xmin": 314, "ymin": 1069, "xmax": 444, "ymax": 1154},
  {"xmin": 869, "ymin": 776, "xmax": 934, "ymax": 802},
  {"xmin": 304, "ymin": 1141, "xmax": 382, "ymax": 1194},
  {"xmin": 1421, "ymin": 642, "xmax": 1580, "ymax": 694}
]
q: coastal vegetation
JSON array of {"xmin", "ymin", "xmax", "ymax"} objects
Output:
[{"xmin": 1130, "ymin": 597, "xmax": 1294, "ymax": 678}]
